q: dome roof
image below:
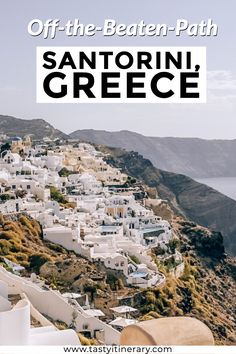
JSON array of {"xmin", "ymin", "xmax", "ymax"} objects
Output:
[{"xmin": 11, "ymin": 136, "xmax": 22, "ymax": 141}]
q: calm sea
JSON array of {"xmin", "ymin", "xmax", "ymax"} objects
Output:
[{"xmin": 196, "ymin": 177, "xmax": 236, "ymax": 201}]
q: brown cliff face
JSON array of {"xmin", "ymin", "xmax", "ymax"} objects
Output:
[
  {"xmin": 101, "ymin": 146, "xmax": 236, "ymax": 256},
  {"xmin": 0, "ymin": 213, "xmax": 63, "ymax": 270},
  {"xmin": 175, "ymin": 221, "xmax": 236, "ymax": 344},
  {"xmin": 70, "ymin": 129, "xmax": 236, "ymax": 178}
]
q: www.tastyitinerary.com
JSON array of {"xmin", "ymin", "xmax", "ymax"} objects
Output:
[{"xmin": 63, "ymin": 347, "xmax": 172, "ymax": 353}]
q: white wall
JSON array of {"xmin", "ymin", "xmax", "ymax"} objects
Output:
[
  {"xmin": 0, "ymin": 280, "xmax": 8, "ymax": 298},
  {"xmin": 0, "ymin": 294, "xmax": 11, "ymax": 311},
  {"xmin": 0, "ymin": 299, "xmax": 30, "ymax": 345},
  {"xmin": 0, "ymin": 267, "xmax": 120, "ymax": 345}
]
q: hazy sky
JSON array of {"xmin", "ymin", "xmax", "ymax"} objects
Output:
[{"xmin": 0, "ymin": 0, "xmax": 236, "ymax": 138}]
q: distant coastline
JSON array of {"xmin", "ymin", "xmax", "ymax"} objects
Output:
[{"xmin": 197, "ymin": 177, "xmax": 236, "ymax": 201}]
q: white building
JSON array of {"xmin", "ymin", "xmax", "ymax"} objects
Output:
[
  {"xmin": 0, "ymin": 276, "xmax": 80, "ymax": 345},
  {"xmin": 0, "ymin": 266, "xmax": 120, "ymax": 345}
]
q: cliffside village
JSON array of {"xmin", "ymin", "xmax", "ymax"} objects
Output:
[{"xmin": 0, "ymin": 135, "xmax": 184, "ymax": 345}]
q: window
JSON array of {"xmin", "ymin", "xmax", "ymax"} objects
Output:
[
  {"xmin": 12, "ymin": 185, "xmax": 16, "ymax": 189},
  {"xmin": 27, "ymin": 185, "xmax": 31, "ymax": 190}
]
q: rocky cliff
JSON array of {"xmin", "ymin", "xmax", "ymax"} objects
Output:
[
  {"xmin": 100, "ymin": 146, "xmax": 236, "ymax": 256},
  {"xmin": 70, "ymin": 129, "xmax": 236, "ymax": 178}
]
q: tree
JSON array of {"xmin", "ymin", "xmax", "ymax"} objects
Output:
[
  {"xmin": 0, "ymin": 194, "xmax": 13, "ymax": 202},
  {"xmin": 58, "ymin": 167, "xmax": 72, "ymax": 177},
  {"xmin": 49, "ymin": 186, "xmax": 67, "ymax": 204},
  {"xmin": 168, "ymin": 239, "xmax": 180, "ymax": 254}
]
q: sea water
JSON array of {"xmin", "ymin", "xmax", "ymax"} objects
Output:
[{"xmin": 197, "ymin": 177, "xmax": 236, "ymax": 201}]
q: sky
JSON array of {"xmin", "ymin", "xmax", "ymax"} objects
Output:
[{"xmin": 0, "ymin": 0, "xmax": 236, "ymax": 138}]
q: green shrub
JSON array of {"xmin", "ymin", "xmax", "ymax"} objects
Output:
[
  {"xmin": 29, "ymin": 253, "xmax": 52, "ymax": 272},
  {"xmin": 146, "ymin": 291, "xmax": 156, "ymax": 304},
  {"xmin": 168, "ymin": 239, "xmax": 180, "ymax": 253},
  {"xmin": 106, "ymin": 273, "xmax": 119, "ymax": 290},
  {"xmin": 0, "ymin": 239, "xmax": 11, "ymax": 255},
  {"xmin": 0, "ymin": 194, "xmax": 14, "ymax": 202},
  {"xmin": 49, "ymin": 186, "xmax": 67, "ymax": 204},
  {"xmin": 0, "ymin": 230, "xmax": 19, "ymax": 241},
  {"xmin": 58, "ymin": 167, "xmax": 77, "ymax": 177}
]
